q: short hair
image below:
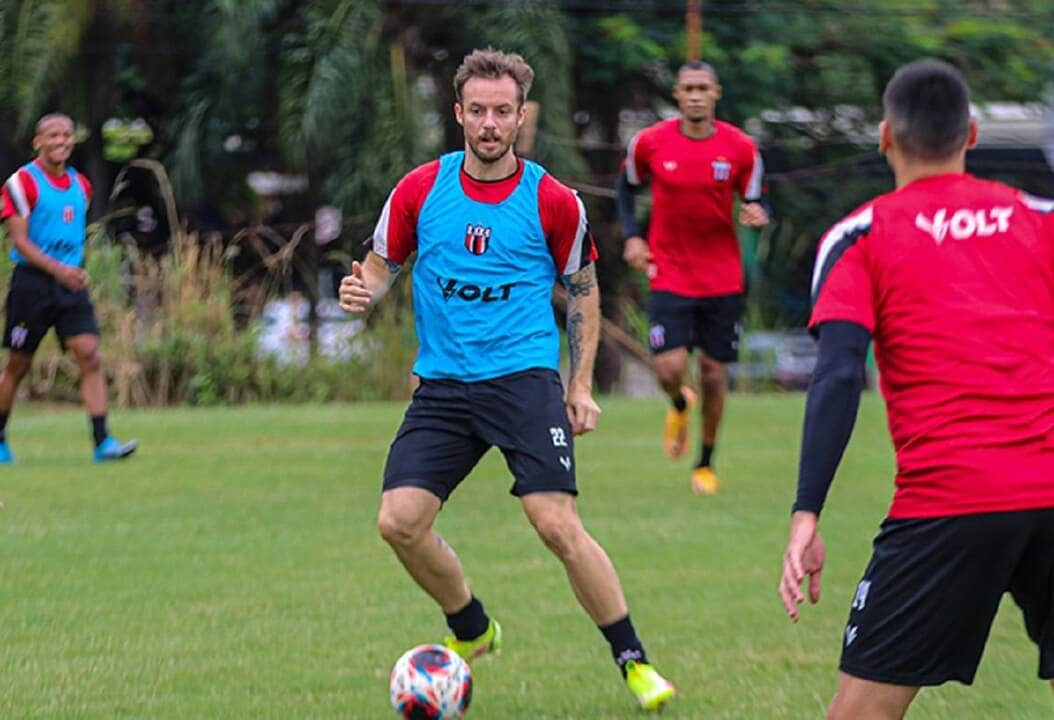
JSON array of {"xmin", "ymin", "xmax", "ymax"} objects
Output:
[
  {"xmin": 36, "ymin": 113, "xmax": 73, "ymax": 134},
  {"xmin": 453, "ymin": 48, "xmax": 534, "ymax": 106},
  {"xmin": 882, "ymin": 60, "xmax": 971, "ymax": 161},
  {"xmin": 676, "ymin": 60, "xmax": 718, "ymax": 82}
]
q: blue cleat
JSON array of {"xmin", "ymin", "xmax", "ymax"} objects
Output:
[
  {"xmin": 0, "ymin": 441, "xmax": 13, "ymax": 465},
  {"xmin": 93, "ymin": 436, "xmax": 138, "ymax": 463}
]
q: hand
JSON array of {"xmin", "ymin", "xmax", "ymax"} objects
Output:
[
  {"xmin": 53, "ymin": 264, "xmax": 87, "ymax": 292},
  {"xmin": 779, "ymin": 511, "xmax": 826, "ymax": 622},
  {"xmin": 565, "ymin": 383, "xmax": 601, "ymax": 436},
  {"xmin": 739, "ymin": 202, "xmax": 769, "ymax": 228},
  {"xmin": 622, "ymin": 236, "xmax": 652, "ymax": 272},
  {"xmin": 339, "ymin": 261, "xmax": 372, "ymax": 313}
]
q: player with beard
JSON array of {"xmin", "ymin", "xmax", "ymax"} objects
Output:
[
  {"xmin": 0, "ymin": 113, "xmax": 137, "ymax": 463},
  {"xmin": 616, "ymin": 61, "xmax": 767, "ymax": 495},
  {"xmin": 339, "ymin": 48, "xmax": 675, "ymax": 710}
]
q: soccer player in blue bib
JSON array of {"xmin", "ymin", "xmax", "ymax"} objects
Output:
[
  {"xmin": 0, "ymin": 114, "xmax": 137, "ymax": 463},
  {"xmin": 340, "ymin": 48, "xmax": 675, "ymax": 711}
]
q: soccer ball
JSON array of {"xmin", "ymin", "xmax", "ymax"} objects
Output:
[{"xmin": 389, "ymin": 644, "xmax": 473, "ymax": 719}]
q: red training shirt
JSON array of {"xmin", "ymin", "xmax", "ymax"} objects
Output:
[
  {"xmin": 625, "ymin": 118, "xmax": 762, "ymax": 298},
  {"xmin": 811, "ymin": 173, "xmax": 1054, "ymax": 519}
]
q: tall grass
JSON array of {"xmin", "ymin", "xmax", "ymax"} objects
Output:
[{"xmin": 0, "ymin": 220, "xmax": 418, "ymax": 407}]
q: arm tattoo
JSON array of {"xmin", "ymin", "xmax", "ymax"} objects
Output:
[
  {"xmin": 567, "ymin": 310, "xmax": 584, "ymax": 374},
  {"xmin": 562, "ymin": 263, "xmax": 597, "ymax": 298}
]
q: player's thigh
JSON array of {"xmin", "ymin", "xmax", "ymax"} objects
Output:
[
  {"xmin": 646, "ymin": 291, "xmax": 695, "ymax": 355},
  {"xmin": 1007, "ymin": 507, "xmax": 1054, "ymax": 681},
  {"xmin": 694, "ymin": 292, "xmax": 744, "ymax": 364},
  {"xmin": 840, "ymin": 512, "xmax": 1030, "ymax": 687},
  {"xmin": 383, "ymin": 379, "xmax": 489, "ymax": 502},
  {"xmin": 472, "ymin": 369, "xmax": 578, "ymax": 498},
  {"xmin": 3, "ymin": 266, "xmax": 56, "ymax": 354},
  {"xmin": 828, "ymin": 672, "xmax": 918, "ymax": 720},
  {"xmin": 54, "ymin": 289, "xmax": 100, "ymax": 349}
]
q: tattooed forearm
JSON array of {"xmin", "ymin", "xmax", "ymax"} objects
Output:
[
  {"xmin": 567, "ymin": 310, "xmax": 584, "ymax": 375},
  {"xmin": 562, "ymin": 264, "xmax": 597, "ymax": 298},
  {"xmin": 564, "ymin": 264, "xmax": 600, "ymax": 391}
]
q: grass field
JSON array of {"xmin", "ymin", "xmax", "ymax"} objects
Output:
[{"xmin": 0, "ymin": 395, "xmax": 1051, "ymax": 719}]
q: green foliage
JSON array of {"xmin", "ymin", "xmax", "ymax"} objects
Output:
[{"xmin": 463, "ymin": 0, "xmax": 588, "ymax": 180}]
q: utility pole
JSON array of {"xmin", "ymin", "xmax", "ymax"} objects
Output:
[{"xmin": 686, "ymin": 0, "xmax": 702, "ymax": 61}]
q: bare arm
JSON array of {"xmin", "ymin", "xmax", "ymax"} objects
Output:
[
  {"xmin": 338, "ymin": 250, "xmax": 398, "ymax": 313},
  {"xmin": 5, "ymin": 215, "xmax": 86, "ymax": 290},
  {"xmin": 561, "ymin": 263, "xmax": 601, "ymax": 435}
]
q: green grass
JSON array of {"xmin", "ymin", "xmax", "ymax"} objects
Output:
[{"xmin": 0, "ymin": 396, "xmax": 1050, "ymax": 719}]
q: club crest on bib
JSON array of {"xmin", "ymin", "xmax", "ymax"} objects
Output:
[
  {"xmin": 63, "ymin": 205, "xmax": 75, "ymax": 223},
  {"xmin": 464, "ymin": 224, "xmax": 491, "ymax": 255},
  {"xmin": 711, "ymin": 157, "xmax": 731, "ymax": 182}
]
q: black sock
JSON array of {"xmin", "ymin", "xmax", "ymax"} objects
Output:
[
  {"xmin": 0, "ymin": 412, "xmax": 8, "ymax": 442},
  {"xmin": 599, "ymin": 615, "xmax": 648, "ymax": 677},
  {"xmin": 91, "ymin": 415, "xmax": 108, "ymax": 447},
  {"xmin": 699, "ymin": 444, "xmax": 714, "ymax": 468},
  {"xmin": 672, "ymin": 392, "xmax": 687, "ymax": 413},
  {"xmin": 445, "ymin": 595, "xmax": 490, "ymax": 641}
]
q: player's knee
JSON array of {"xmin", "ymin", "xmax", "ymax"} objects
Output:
[
  {"xmin": 4, "ymin": 355, "xmax": 32, "ymax": 380},
  {"xmin": 377, "ymin": 508, "xmax": 426, "ymax": 549},
  {"xmin": 76, "ymin": 347, "xmax": 102, "ymax": 373},
  {"xmin": 531, "ymin": 515, "xmax": 581, "ymax": 559},
  {"xmin": 699, "ymin": 362, "xmax": 725, "ymax": 387}
]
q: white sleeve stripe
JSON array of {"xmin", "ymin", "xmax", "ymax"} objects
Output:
[
  {"xmin": 371, "ymin": 189, "xmax": 396, "ymax": 258},
  {"xmin": 744, "ymin": 151, "xmax": 763, "ymax": 200},
  {"xmin": 5, "ymin": 175, "xmax": 30, "ymax": 217},
  {"xmin": 811, "ymin": 206, "xmax": 873, "ymax": 296},
  {"xmin": 625, "ymin": 133, "xmax": 642, "ymax": 186},
  {"xmin": 1020, "ymin": 193, "xmax": 1054, "ymax": 214},
  {"xmin": 563, "ymin": 191, "xmax": 588, "ymax": 275}
]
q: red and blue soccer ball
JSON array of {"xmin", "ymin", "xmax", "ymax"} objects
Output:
[{"xmin": 389, "ymin": 644, "xmax": 473, "ymax": 719}]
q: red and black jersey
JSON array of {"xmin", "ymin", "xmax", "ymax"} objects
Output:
[
  {"xmin": 811, "ymin": 173, "xmax": 1054, "ymax": 519},
  {"xmin": 626, "ymin": 118, "xmax": 762, "ymax": 298}
]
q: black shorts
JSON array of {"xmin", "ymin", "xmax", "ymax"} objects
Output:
[
  {"xmin": 840, "ymin": 508, "xmax": 1054, "ymax": 686},
  {"xmin": 647, "ymin": 291, "xmax": 743, "ymax": 362},
  {"xmin": 383, "ymin": 368, "xmax": 578, "ymax": 501},
  {"xmin": 3, "ymin": 265, "xmax": 99, "ymax": 353}
]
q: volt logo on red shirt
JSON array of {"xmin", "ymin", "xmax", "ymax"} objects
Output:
[{"xmin": 914, "ymin": 206, "xmax": 1013, "ymax": 244}]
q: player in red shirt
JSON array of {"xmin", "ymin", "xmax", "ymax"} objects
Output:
[
  {"xmin": 779, "ymin": 60, "xmax": 1054, "ymax": 718},
  {"xmin": 616, "ymin": 61, "xmax": 768, "ymax": 495}
]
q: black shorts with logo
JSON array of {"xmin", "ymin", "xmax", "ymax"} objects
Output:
[
  {"xmin": 383, "ymin": 368, "xmax": 578, "ymax": 501},
  {"xmin": 647, "ymin": 291, "xmax": 744, "ymax": 362},
  {"xmin": 840, "ymin": 508, "xmax": 1054, "ymax": 686},
  {"xmin": 3, "ymin": 265, "xmax": 99, "ymax": 353}
]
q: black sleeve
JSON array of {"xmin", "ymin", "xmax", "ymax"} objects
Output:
[
  {"xmin": 615, "ymin": 169, "xmax": 642, "ymax": 240},
  {"xmin": 793, "ymin": 321, "xmax": 872, "ymax": 515}
]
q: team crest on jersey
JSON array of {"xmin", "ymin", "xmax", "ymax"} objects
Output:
[
  {"xmin": 465, "ymin": 224, "xmax": 491, "ymax": 255},
  {"xmin": 711, "ymin": 158, "xmax": 731, "ymax": 182},
  {"xmin": 62, "ymin": 205, "xmax": 74, "ymax": 223}
]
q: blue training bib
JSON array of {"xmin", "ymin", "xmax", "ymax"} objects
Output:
[
  {"xmin": 12, "ymin": 162, "xmax": 88, "ymax": 267},
  {"xmin": 411, "ymin": 152, "xmax": 560, "ymax": 381}
]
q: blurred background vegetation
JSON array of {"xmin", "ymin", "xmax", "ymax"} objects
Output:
[{"xmin": 0, "ymin": 0, "xmax": 1051, "ymax": 404}]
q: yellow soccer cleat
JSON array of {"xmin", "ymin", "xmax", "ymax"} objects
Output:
[
  {"xmin": 443, "ymin": 619, "xmax": 502, "ymax": 662},
  {"xmin": 625, "ymin": 660, "xmax": 676, "ymax": 711},
  {"xmin": 663, "ymin": 385, "xmax": 697, "ymax": 459},
  {"xmin": 691, "ymin": 465, "xmax": 721, "ymax": 495}
]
